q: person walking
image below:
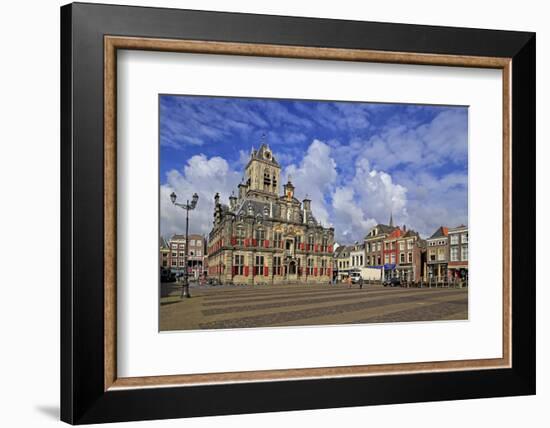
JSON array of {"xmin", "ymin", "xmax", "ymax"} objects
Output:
[
  {"xmin": 347, "ymin": 276, "xmax": 352, "ymax": 289},
  {"xmin": 359, "ymin": 276, "xmax": 364, "ymax": 290}
]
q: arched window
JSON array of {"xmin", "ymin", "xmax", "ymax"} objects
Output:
[
  {"xmin": 263, "ymin": 206, "xmax": 269, "ymax": 217},
  {"xmin": 247, "ymin": 204, "xmax": 253, "ymax": 216}
]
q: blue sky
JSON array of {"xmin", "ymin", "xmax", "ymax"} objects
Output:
[{"xmin": 160, "ymin": 95, "xmax": 468, "ymax": 243}]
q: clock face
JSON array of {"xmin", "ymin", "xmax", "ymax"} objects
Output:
[{"xmin": 264, "ymin": 151, "xmax": 271, "ymax": 160}]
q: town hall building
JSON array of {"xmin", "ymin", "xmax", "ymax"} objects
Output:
[{"xmin": 207, "ymin": 143, "xmax": 335, "ymax": 285}]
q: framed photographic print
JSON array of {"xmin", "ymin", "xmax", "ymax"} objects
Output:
[{"xmin": 61, "ymin": 2, "xmax": 536, "ymax": 424}]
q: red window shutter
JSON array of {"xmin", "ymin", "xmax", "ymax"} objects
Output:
[
  {"xmin": 328, "ymin": 268, "xmax": 332, "ymax": 277},
  {"xmin": 314, "ymin": 244, "xmax": 318, "ymax": 252},
  {"xmin": 328, "ymin": 245, "xmax": 332, "ymax": 253},
  {"xmin": 314, "ymin": 267, "xmax": 318, "ymax": 276},
  {"xmin": 252, "ymin": 239, "xmax": 257, "ymax": 247},
  {"xmin": 244, "ymin": 266, "xmax": 249, "ymax": 277},
  {"xmin": 244, "ymin": 238, "xmax": 249, "ymax": 247},
  {"xmin": 264, "ymin": 266, "xmax": 268, "ymax": 276},
  {"xmin": 264, "ymin": 239, "xmax": 269, "ymax": 248},
  {"xmin": 231, "ymin": 237, "xmax": 236, "ymax": 245}
]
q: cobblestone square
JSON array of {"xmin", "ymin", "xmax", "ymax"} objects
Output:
[{"xmin": 160, "ymin": 282, "xmax": 468, "ymax": 331}]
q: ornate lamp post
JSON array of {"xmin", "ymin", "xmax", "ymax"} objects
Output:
[{"xmin": 170, "ymin": 191, "xmax": 199, "ymax": 298}]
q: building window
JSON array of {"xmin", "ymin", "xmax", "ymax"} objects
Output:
[
  {"xmin": 296, "ymin": 235, "xmax": 302, "ymax": 249},
  {"xmin": 307, "ymin": 258, "xmax": 314, "ymax": 275},
  {"xmin": 196, "ymin": 250, "xmax": 202, "ymax": 256},
  {"xmin": 190, "ymin": 240, "xmax": 195, "ymax": 246},
  {"xmin": 437, "ymin": 248, "xmax": 446, "ymax": 261},
  {"xmin": 171, "ymin": 260, "xmax": 177, "ymax": 267},
  {"xmin": 385, "ymin": 242, "xmax": 390, "ymax": 250},
  {"xmin": 179, "ymin": 261, "xmax": 185, "ymax": 266},
  {"xmin": 234, "ymin": 254, "xmax": 244, "ymax": 275},
  {"xmin": 179, "ymin": 252, "xmax": 185, "ymax": 257},
  {"xmin": 384, "ymin": 254, "xmax": 389, "ymax": 264},
  {"xmin": 400, "ymin": 253, "xmax": 405, "ymax": 263},
  {"xmin": 274, "ymin": 232, "xmax": 282, "ymax": 248},
  {"xmin": 273, "ymin": 256, "xmax": 282, "ymax": 275},
  {"xmin": 462, "ymin": 233, "xmax": 468, "ymax": 243},
  {"xmin": 399, "ymin": 241, "xmax": 405, "ymax": 250},
  {"xmin": 408, "ymin": 252, "xmax": 413, "ymax": 263},
  {"xmin": 321, "ymin": 258, "xmax": 327, "ymax": 275},
  {"xmin": 461, "ymin": 245, "xmax": 468, "ymax": 261},
  {"xmin": 429, "ymin": 250, "xmax": 436, "ymax": 261},
  {"xmin": 391, "ymin": 254, "xmax": 396, "ymax": 264},
  {"xmin": 307, "ymin": 234, "xmax": 315, "ymax": 251},
  {"xmin": 236, "ymin": 226, "xmax": 245, "ymax": 246},
  {"xmin": 254, "ymin": 255, "xmax": 264, "ymax": 276},
  {"xmin": 450, "ymin": 247, "xmax": 459, "ymax": 261},
  {"xmin": 450, "ymin": 235, "xmax": 459, "ymax": 245},
  {"xmin": 172, "ymin": 252, "xmax": 177, "ymax": 257},
  {"xmin": 255, "ymin": 228, "xmax": 265, "ymax": 242},
  {"xmin": 407, "ymin": 239, "xmax": 413, "ymax": 249},
  {"xmin": 322, "ymin": 236, "xmax": 328, "ymax": 252}
]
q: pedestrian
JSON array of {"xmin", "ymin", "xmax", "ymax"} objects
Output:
[
  {"xmin": 347, "ymin": 276, "xmax": 352, "ymax": 289},
  {"xmin": 359, "ymin": 276, "xmax": 364, "ymax": 290}
]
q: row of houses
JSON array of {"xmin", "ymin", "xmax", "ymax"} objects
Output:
[
  {"xmin": 334, "ymin": 217, "xmax": 468, "ymax": 284},
  {"xmin": 159, "ymin": 234, "xmax": 207, "ymax": 279}
]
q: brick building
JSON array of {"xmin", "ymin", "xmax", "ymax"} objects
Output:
[
  {"xmin": 394, "ymin": 228, "xmax": 426, "ymax": 283},
  {"xmin": 207, "ymin": 143, "xmax": 334, "ymax": 285},
  {"xmin": 364, "ymin": 221, "xmax": 397, "ymax": 268},
  {"xmin": 168, "ymin": 233, "xmax": 207, "ymax": 279}
]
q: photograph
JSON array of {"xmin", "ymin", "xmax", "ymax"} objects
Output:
[{"xmin": 159, "ymin": 95, "xmax": 469, "ymax": 331}]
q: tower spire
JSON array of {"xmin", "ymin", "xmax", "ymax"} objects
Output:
[{"xmin": 389, "ymin": 211, "xmax": 394, "ymax": 227}]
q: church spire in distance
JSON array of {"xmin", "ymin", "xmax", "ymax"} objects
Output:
[{"xmin": 389, "ymin": 211, "xmax": 394, "ymax": 228}]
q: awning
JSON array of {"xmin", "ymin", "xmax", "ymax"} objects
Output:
[{"xmin": 383, "ymin": 264, "xmax": 396, "ymax": 270}]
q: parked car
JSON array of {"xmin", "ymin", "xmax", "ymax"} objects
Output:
[{"xmin": 383, "ymin": 277, "xmax": 401, "ymax": 287}]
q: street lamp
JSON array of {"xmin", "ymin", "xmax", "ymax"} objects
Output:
[{"xmin": 170, "ymin": 191, "xmax": 199, "ymax": 298}]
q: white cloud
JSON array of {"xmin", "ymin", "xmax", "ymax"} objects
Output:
[
  {"xmin": 282, "ymin": 140, "xmax": 337, "ymax": 227},
  {"xmin": 331, "ymin": 186, "xmax": 377, "ymax": 243},
  {"xmin": 160, "ymin": 155, "xmax": 241, "ymax": 239}
]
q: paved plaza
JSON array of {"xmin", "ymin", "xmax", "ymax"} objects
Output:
[{"xmin": 159, "ymin": 282, "xmax": 468, "ymax": 331}]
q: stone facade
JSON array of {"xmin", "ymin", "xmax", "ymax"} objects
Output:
[{"xmin": 207, "ymin": 143, "xmax": 335, "ymax": 285}]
